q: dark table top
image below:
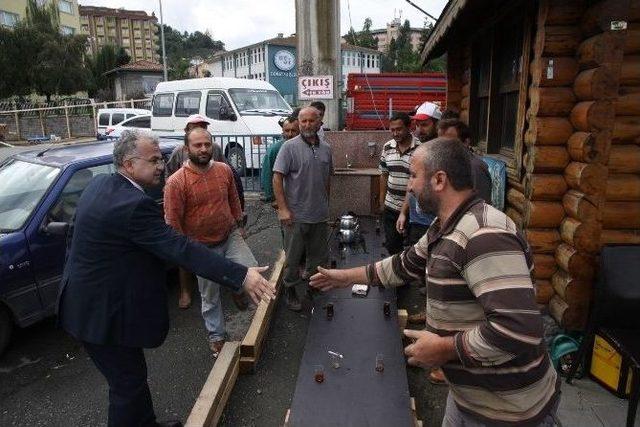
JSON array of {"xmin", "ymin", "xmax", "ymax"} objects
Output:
[{"xmin": 288, "ymin": 217, "xmax": 413, "ymax": 427}]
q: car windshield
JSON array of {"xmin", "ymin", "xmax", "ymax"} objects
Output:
[
  {"xmin": 0, "ymin": 159, "xmax": 60, "ymax": 232},
  {"xmin": 228, "ymin": 88, "xmax": 291, "ymax": 115}
]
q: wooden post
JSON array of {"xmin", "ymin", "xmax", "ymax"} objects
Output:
[
  {"xmin": 92, "ymin": 105, "xmax": 97, "ymax": 136},
  {"xmin": 14, "ymin": 112, "xmax": 20, "ymax": 140},
  {"xmin": 38, "ymin": 109, "xmax": 45, "ymax": 136},
  {"xmin": 64, "ymin": 101, "xmax": 71, "ymax": 139}
]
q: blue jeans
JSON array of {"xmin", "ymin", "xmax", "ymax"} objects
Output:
[{"xmin": 197, "ymin": 229, "xmax": 257, "ymax": 342}]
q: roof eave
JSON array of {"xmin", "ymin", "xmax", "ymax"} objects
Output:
[{"xmin": 421, "ymin": 0, "xmax": 468, "ymax": 63}]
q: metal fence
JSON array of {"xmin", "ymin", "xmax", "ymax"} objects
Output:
[
  {"xmin": 0, "ymin": 98, "xmax": 151, "ymax": 142},
  {"xmin": 213, "ymin": 134, "xmax": 282, "ymax": 193}
]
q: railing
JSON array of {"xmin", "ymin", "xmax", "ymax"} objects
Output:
[
  {"xmin": 155, "ymin": 133, "xmax": 282, "ymax": 193},
  {"xmin": 213, "ymin": 134, "xmax": 282, "ymax": 193},
  {"xmin": 0, "ymin": 99, "xmax": 151, "ymax": 141}
]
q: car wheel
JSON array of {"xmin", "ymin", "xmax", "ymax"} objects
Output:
[
  {"xmin": 0, "ymin": 305, "xmax": 13, "ymax": 356},
  {"xmin": 226, "ymin": 145, "xmax": 246, "ymax": 176}
]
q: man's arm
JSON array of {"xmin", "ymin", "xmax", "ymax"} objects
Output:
[
  {"xmin": 128, "ymin": 196, "xmax": 275, "ymax": 303},
  {"xmin": 163, "ymin": 177, "xmax": 186, "ymax": 234},
  {"xmin": 455, "ymin": 231, "xmax": 543, "ymax": 368},
  {"xmin": 396, "ymin": 192, "xmax": 411, "ymax": 233},
  {"xmin": 379, "ymin": 173, "xmax": 388, "ymax": 213},
  {"xmin": 273, "ymin": 172, "xmax": 293, "ymax": 226},
  {"xmin": 310, "ymin": 232, "xmax": 429, "ymax": 291}
]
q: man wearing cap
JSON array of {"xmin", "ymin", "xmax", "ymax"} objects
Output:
[
  {"xmin": 396, "ymin": 102, "xmax": 443, "ymax": 248},
  {"xmin": 379, "ymin": 112, "xmax": 421, "ymax": 255},
  {"xmin": 166, "ymin": 114, "xmax": 245, "ymax": 309}
]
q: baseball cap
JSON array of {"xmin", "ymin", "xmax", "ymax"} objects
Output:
[
  {"xmin": 410, "ymin": 102, "xmax": 442, "ymax": 121},
  {"xmin": 185, "ymin": 114, "xmax": 210, "ymax": 126}
]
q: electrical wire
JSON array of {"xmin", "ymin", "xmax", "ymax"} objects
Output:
[{"xmin": 403, "ymin": 0, "xmax": 438, "ymax": 21}]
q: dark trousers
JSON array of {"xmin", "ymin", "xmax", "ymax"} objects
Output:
[
  {"xmin": 383, "ymin": 208, "xmax": 404, "ymax": 255},
  {"xmin": 283, "ymin": 222, "xmax": 328, "ymax": 288},
  {"xmin": 83, "ymin": 342, "xmax": 156, "ymax": 427}
]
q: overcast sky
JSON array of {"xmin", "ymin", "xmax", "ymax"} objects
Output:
[{"xmin": 79, "ymin": 0, "xmax": 448, "ymax": 50}]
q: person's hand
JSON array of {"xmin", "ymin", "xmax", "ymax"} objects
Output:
[
  {"xmin": 379, "ymin": 203, "xmax": 386, "ymax": 214},
  {"xmin": 396, "ymin": 212, "xmax": 407, "ymax": 234},
  {"xmin": 243, "ymin": 266, "xmax": 276, "ymax": 304},
  {"xmin": 403, "ymin": 329, "xmax": 456, "ymax": 368},
  {"xmin": 278, "ymin": 207, "xmax": 293, "ymax": 227},
  {"xmin": 309, "ymin": 266, "xmax": 352, "ymax": 291}
]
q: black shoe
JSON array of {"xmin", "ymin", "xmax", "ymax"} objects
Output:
[{"xmin": 286, "ymin": 287, "xmax": 302, "ymax": 312}]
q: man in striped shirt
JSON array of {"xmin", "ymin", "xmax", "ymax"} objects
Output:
[
  {"xmin": 379, "ymin": 112, "xmax": 421, "ymax": 255},
  {"xmin": 311, "ymin": 138, "xmax": 560, "ymax": 426}
]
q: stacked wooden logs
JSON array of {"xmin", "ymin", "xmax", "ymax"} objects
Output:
[
  {"xmin": 601, "ymin": 12, "xmax": 640, "ymax": 246},
  {"xmin": 459, "ymin": 46, "xmax": 472, "ymax": 125},
  {"xmin": 512, "ymin": 0, "xmax": 585, "ymax": 313}
]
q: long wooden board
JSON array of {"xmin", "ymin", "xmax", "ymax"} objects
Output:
[
  {"xmin": 240, "ymin": 250, "xmax": 286, "ymax": 373},
  {"xmin": 185, "ymin": 341, "xmax": 240, "ymax": 427}
]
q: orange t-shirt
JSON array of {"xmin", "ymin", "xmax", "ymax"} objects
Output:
[{"xmin": 164, "ymin": 161, "xmax": 242, "ymax": 245}]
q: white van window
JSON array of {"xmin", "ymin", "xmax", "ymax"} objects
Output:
[
  {"xmin": 126, "ymin": 113, "xmax": 136, "ymax": 119},
  {"xmin": 205, "ymin": 92, "xmax": 232, "ymax": 120},
  {"xmin": 175, "ymin": 92, "xmax": 201, "ymax": 117},
  {"xmin": 112, "ymin": 113, "xmax": 125, "ymax": 124},
  {"xmin": 228, "ymin": 88, "xmax": 290, "ymax": 114},
  {"xmin": 152, "ymin": 93, "xmax": 174, "ymax": 117},
  {"xmin": 98, "ymin": 114, "xmax": 109, "ymax": 126},
  {"xmin": 125, "ymin": 116, "xmax": 151, "ymax": 128}
]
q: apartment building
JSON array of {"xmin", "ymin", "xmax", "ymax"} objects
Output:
[
  {"xmin": 79, "ymin": 5, "xmax": 159, "ymax": 63},
  {"xmin": 0, "ymin": 0, "xmax": 80, "ymax": 34},
  {"xmin": 202, "ymin": 34, "xmax": 381, "ymax": 105}
]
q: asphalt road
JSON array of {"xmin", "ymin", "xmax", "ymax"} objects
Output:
[{"xmin": 0, "ymin": 201, "xmax": 284, "ymax": 427}]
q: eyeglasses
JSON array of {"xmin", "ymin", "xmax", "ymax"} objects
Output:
[{"xmin": 127, "ymin": 156, "xmax": 165, "ymax": 166}]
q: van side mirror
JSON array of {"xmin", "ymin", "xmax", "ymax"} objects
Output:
[
  {"xmin": 220, "ymin": 106, "xmax": 237, "ymax": 122},
  {"xmin": 43, "ymin": 221, "xmax": 69, "ymax": 236}
]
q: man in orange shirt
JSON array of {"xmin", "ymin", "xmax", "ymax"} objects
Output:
[{"xmin": 164, "ymin": 127, "xmax": 256, "ymax": 356}]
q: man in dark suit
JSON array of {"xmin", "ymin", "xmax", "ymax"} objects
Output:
[{"xmin": 57, "ymin": 130, "xmax": 275, "ymax": 427}]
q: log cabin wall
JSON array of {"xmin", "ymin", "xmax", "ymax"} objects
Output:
[{"xmin": 440, "ymin": 0, "xmax": 638, "ymax": 329}]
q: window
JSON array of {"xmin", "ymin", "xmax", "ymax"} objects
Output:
[
  {"xmin": 469, "ymin": 5, "xmax": 531, "ymax": 171},
  {"xmin": 49, "ymin": 165, "xmax": 114, "ymax": 224},
  {"xmin": 58, "ymin": 0, "xmax": 73, "ymax": 14},
  {"xmin": 111, "ymin": 113, "xmax": 125, "ymax": 125},
  {"xmin": 175, "ymin": 92, "xmax": 201, "ymax": 116},
  {"xmin": 152, "ymin": 93, "xmax": 174, "ymax": 117},
  {"xmin": 126, "ymin": 113, "xmax": 136, "ymax": 119},
  {"xmin": 98, "ymin": 113, "xmax": 109, "ymax": 126},
  {"xmin": 124, "ymin": 116, "xmax": 150, "ymax": 128},
  {"xmin": 205, "ymin": 92, "xmax": 232, "ymax": 120},
  {"xmin": 60, "ymin": 24, "xmax": 76, "ymax": 35},
  {"xmin": 1, "ymin": 10, "xmax": 20, "ymax": 28}
]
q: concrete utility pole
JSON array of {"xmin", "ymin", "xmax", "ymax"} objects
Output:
[
  {"xmin": 159, "ymin": 0, "xmax": 168, "ymax": 81},
  {"xmin": 295, "ymin": 0, "xmax": 341, "ymax": 130}
]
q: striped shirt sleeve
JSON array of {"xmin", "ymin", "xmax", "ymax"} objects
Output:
[
  {"xmin": 369, "ymin": 232, "xmax": 428, "ymax": 287},
  {"xmin": 455, "ymin": 229, "xmax": 543, "ymax": 368}
]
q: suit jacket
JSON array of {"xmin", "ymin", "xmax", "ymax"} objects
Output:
[{"xmin": 57, "ymin": 173, "xmax": 248, "ymax": 348}]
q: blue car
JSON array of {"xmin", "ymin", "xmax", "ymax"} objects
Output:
[{"xmin": 0, "ymin": 139, "xmax": 179, "ymax": 355}]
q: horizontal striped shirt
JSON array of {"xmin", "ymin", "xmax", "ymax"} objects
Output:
[
  {"xmin": 368, "ymin": 196, "xmax": 559, "ymax": 426},
  {"xmin": 379, "ymin": 137, "xmax": 420, "ymax": 212}
]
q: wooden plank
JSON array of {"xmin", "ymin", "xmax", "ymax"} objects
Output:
[
  {"xmin": 185, "ymin": 341, "xmax": 240, "ymax": 427},
  {"xmin": 240, "ymin": 251, "xmax": 285, "ymax": 370}
]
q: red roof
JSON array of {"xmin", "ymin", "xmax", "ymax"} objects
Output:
[{"xmin": 105, "ymin": 60, "xmax": 164, "ymax": 75}]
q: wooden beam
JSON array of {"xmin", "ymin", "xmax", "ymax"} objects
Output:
[
  {"xmin": 239, "ymin": 251, "xmax": 285, "ymax": 373},
  {"xmin": 525, "ymin": 117, "xmax": 574, "ymax": 146},
  {"xmin": 185, "ymin": 341, "xmax": 240, "ymax": 427}
]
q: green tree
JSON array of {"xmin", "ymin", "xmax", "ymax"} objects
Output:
[
  {"xmin": 87, "ymin": 44, "xmax": 128, "ymax": 99},
  {"xmin": 0, "ymin": 0, "xmax": 89, "ymax": 100},
  {"xmin": 157, "ymin": 25, "xmax": 224, "ymax": 80},
  {"xmin": 382, "ymin": 19, "xmax": 423, "ymax": 72},
  {"xmin": 344, "ymin": 17, "xmax": 378, "ymax": 50}
]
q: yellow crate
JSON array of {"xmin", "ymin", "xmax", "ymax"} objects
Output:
[{"xmin": 590, "ymin": 334, "xmax": 633, "ymax": 398}]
